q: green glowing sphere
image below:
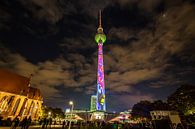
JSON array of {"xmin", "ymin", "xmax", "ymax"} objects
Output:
[{"xmin": 95, "ymin": 33, "xmax": 106, "ymax": 44}]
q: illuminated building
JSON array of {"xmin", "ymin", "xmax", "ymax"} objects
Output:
[
  {"xmin": 90, "ymin": 95, "xmax": 97, "ymax": 111},
  {"xmin": 0, "ymin": 69, "xmax": 43, "ymax": 120},
  {"xmin": 95, "ymin": 10, "xmax": 106, "ymax": 111}
]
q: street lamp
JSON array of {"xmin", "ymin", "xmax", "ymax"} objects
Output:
[
  {"xmin": 68, "ymin": 101, "xmax": 74, "ymax": 129},
  {"xmin": 48, "ymin": 111, "xmax": 51, "ymax": 118},
  {"xmin": 69, "ymin": 101, "xmax": 73, "ymax": 105}
]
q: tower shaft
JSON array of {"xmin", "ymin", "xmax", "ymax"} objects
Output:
[{"xmin": 96, "ymin": 43, "xmax": 106, "ymax": 111}]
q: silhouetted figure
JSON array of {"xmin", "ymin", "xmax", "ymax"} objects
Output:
[
  {"xmin": 123, "ymin": 123, "xmax": 129, "ymax": 129},
  {"xmin": 0, "ymin": 116, "xmax": 3, "ymax": 126},
  {"xmin": 39, "ymin": 117, "xmax": 42, "ymax": 125},
  {"xmin": 62, "ymin": 120, "xmax": 65, "ymax": 129},
  {"xmin": 21, "ymin": 117, "xmax": 28, "ymax": 129},
  {"xmin": 46, "ymin": 118, "xmax": 49, "ymax": 128},
  {"xmin": 53, "ymin": 120, "xmax": 56, "ymax": 127},
  {"xmin": 42, "ymin": 118, "xmax": 47, "ymax": 129},
  {"xmin": 112, "ymin": 122, "xmax": 118, "ymax": 129},
  {"xmin": 26, "ymin": 116, "xmax": 32, "ymax": 129},
  {"xmin": 11, "ymin": 116, "xmax": 20, "ymax": 129},
  {"xmin": 48, "ymin": 117, "xmax": 52, "ymax": 129},
  {"xmin": 176, "ymin": 123, "xmax": 184, "ymax": 129}
]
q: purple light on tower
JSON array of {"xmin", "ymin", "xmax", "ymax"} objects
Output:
[{"xmin": 95, "ymin": 10, "xmax": 106, "ymax": 111}]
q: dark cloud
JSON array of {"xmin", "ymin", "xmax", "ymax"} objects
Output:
[{"xmin": 18, "ymin": 0, "xmax": 64, "ymax": 23}]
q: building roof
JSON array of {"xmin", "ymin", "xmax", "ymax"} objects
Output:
[
  {"xmin": 0, "ymin": 69, "xmax": 43, "ymax": 101},
  {"xmin": 28, "ymin": 87, "xmax": 43, "ymax": 101},
  {"xmin": 0, "ymin": 69, "xmax": 29, "ymax": 95}
]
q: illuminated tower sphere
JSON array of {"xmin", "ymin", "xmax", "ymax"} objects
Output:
[{"xmin": 95, "ymin": 10, "xmax": 106, "ymax": 111}]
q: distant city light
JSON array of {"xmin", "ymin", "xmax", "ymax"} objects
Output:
[{"xmin": 66, "ymin": 108, "xmax": 70, "ymax": 113}]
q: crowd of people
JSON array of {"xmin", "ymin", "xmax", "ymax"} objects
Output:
[
  {"xmin": 55, "ymin": 121, "xmax": 187, "ymax": 129},
  {"xmin": 39, "ymin": 120, "xmax": 158, "ymax": 129},
  {"xmin": 10, "ymin": 116, "xmax": 32, "ymax": 129},
  {"xmin": 40, "ymin": 117, "xmax": 53, "ymax": 129},
  {"xmin": 66, "ymin": 121, "xmax": 153, "ymax": 129},
  {"xmin": 0, "ymin": 117, "xmax": 190, "ymax": 129},
  {"xmin": 38, "ymin": 120, "xmax": 153, "ymax": 129}
]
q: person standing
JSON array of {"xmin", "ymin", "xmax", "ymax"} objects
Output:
[
  {"xmin": 48, "ymin": 117, "xmax": 52, "ymax": 129},
  {"xmin": 62, "ymin": 120, "xmax": 65, "ymax": 129},
  {"xmin": 21, "ymin": 116, "xmax": 28, "ymax": 129},
  {"xmin": 10, "ymin": 116, "xmax": 20, "ymax": 129},
  {"xmin": 42, "ymin": 118, "xmax": 47, "ymax": 129},
  {"xmin": 26, "ymin": 116, "xmax": 32, "ymax": 129}
]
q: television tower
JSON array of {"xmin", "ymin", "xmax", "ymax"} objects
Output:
[{"xmin": 95, "ymin": 10, "xmax": 106, "ymax": 111}]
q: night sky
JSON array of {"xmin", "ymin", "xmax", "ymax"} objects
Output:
[{"xmin": 0, "ymin": 0, "xmax": 195, "ymax": 112}]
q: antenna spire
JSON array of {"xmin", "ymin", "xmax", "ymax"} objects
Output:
[
  {"xmin": 99, "ymin": 10, "xmax": 102, "ymax": 28},
  {"xmin": 97, "ymin": 10, "xmax": 103, "ymax": 33}
]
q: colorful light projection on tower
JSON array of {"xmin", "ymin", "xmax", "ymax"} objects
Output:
[{"xmin": 95, "ymin": 10, "xmax": 106, "ymax": 111}]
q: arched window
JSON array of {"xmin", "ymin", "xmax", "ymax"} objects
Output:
[
  {"xmin": 27, "ymin": 101, "xmax": 35, "ymax": 116},
  {"xmin": 5, "ymin": 96, "xmax": 15, "ymax": 111},
  {"xmin": 12, "ymin": 98, "xmax": 21, "ymax": 115},
  {"xmin": 0, "ymin": 96, "xmax": 8, "ymax": 111},
  {"xmin": 0, "ymin": 96, "xmax": 7, "ymax": 104},
  {"xmin": 19, "ymin": 98, "xmax": 28, "ymax": 116},
  {"xmin": 34, "ymin": 102, "xmax": 39, "ymax": 118}
]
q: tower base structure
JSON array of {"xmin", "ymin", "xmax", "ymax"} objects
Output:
[{"xmin": 90, "ymin": 111, "xmax": 105, "ymax": 121}]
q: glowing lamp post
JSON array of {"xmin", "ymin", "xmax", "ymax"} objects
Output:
[
  {"xmin": 68, "ymin": 101, "xmax": 74, "ymax": 129},
  {"xmin": 48, "ymin": 111, "xmax": 51, "ymax": 117}
]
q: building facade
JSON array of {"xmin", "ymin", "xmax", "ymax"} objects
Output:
[
  {"xmin": 90, "ymin": 95, "xmax": 97, "ymax": 111},
  {"xmin": 0, "ymin": 69, "xmax": 43, "ymax": 120}
]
